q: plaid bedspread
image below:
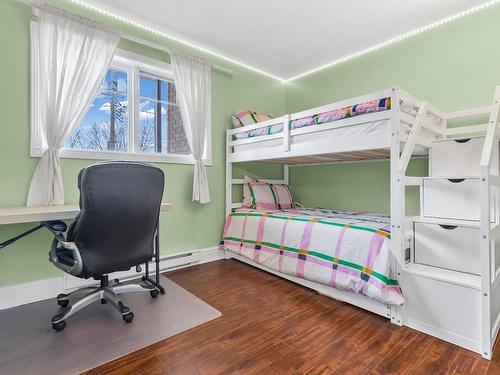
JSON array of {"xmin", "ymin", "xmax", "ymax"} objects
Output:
[{"xmin": 220, "ymin": 207, "xmax": 404, "ymax": 306}]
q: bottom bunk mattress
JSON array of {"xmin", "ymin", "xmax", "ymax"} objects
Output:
[{"xmin": 220, "ymin": 207, "xmax": 404, "ymax": 306}]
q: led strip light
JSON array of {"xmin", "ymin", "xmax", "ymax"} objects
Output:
[
  {"xmin": 68, "ymin": 0, "xmax": 286, "ymax": 82},
  {"xmin": 27, "ymin": 0, "xmax": 500, "ymax": 82},
  {"xmin": 286, "ymin": 0, "xmax": 500, "ymax": 82}
]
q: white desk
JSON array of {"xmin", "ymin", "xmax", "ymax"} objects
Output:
[{"xmin": 0, "ymin": 203, "xmax": 173, "ymax": 225}]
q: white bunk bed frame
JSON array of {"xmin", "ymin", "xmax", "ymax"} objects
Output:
[{"xmin": 224, "ymin": 86, "xmax": 500, "ymax": 359}]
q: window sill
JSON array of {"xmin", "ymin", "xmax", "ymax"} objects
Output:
[{"xmin": 30, "ymin": 149, "xmax": 212, "ymax": 166}]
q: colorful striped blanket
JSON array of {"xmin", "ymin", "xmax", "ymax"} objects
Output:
[{"xmin": 220, "ymin": 207, "xmax": 404, "ymax": 306}]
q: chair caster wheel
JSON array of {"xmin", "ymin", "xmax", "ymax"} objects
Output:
[
  {"xmin": 123, "ymin": 312, "xmax": 134, "ymax": 323},
  {"xmin": 101, "ymin": 299, "xmax": 107, "ymax": 304},
  {"xmin": 150, "ymin": 289, "xmax": 160, "ymax": 298},
  {"xmin": 52, "ymin": 320, "xmax": 66, "ymax": 331},
  {"xmin": 57, "ymin": 299, "xmax": 69, "ymax": 307}
]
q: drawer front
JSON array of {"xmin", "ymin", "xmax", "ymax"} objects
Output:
[
  {"xmin": 431, "ymin": 137, "xmax": 498, "ymax": 177},
  {"xmin": 403, "ymin": 271, "xmax": 481, "ymax": 353},
  {"xmin": 422, "ymin": 178, "xmax": 495, "ymax": 222},
  {"xmin": 414, "ymin": 222, "xmax": 480, "ymax": 275}
]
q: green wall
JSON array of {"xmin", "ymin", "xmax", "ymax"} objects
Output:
[
  {"xmin": 0, "ymin": 0, "xmax": 286, "ymax": 288},
  {"xmin": 287, "ymin": 4, "xmax": 500, "ymax": 214},
  {"xmin": 290, "ymin": 160, "xmax": 425, "ymax": 216}
]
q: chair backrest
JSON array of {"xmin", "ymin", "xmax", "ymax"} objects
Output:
[{"xmin": 68, "ymin": 162, "xmax": 164, "ymax": 278}]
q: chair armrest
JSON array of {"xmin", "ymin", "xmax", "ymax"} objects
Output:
[
  {"xmin": 41, "ymin": 220, "xmax": 67, "ymax": 237},
  {"xmin": 43, "ymin": 221, "xmax": 83, "ymax": 277}
]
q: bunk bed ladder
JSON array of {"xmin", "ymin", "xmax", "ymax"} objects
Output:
[
  {"xmin": 398, "ymin": 86, "xmax": 500, "ymax": 359},
  {"xmin": 397, "ymin": 101, "xmax": 428, "ymax": 172}
]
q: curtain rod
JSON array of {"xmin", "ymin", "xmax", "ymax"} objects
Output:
[
  {"xmin": 120, "ymin": 34, "xmax": 238, "ymax": 78},
  {"xmin": 18, "ymin": 0, "xmax": 238, "ymax": 78}
]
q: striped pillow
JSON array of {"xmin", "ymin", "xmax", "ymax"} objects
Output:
[
  {"xmin": 242, "ymin": 175, "xmax": 257, "ymax": 208},
  {"xmin": 243, "ymin": 179, "xmax": 294, "ymax": 210},
  {"xmin": 270, "ymin": 184, "xmax": 294, "ymax": 209},
  {"xmin": 232, "ymin": 110, "xmax": 273, "ymax": 128}
]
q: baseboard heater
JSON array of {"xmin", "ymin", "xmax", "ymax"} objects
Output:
[{"xmin": 159, "ymin": 251, "xmax": 201, "ymax": 271}]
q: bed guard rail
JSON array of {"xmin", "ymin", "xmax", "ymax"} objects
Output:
[{"xmin": 229, "ymin": 88, "xmax": 450, "ymax": 161}]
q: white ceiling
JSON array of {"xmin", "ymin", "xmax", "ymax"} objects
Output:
[{"xmin": 80, "ymin": 0, "xmax": 493, "ymax": 80}]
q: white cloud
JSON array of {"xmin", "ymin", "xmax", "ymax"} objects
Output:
[
  {"xmin": 140, "ymin": 101, "xmax": 167, "ymax": 120},
  {"xmin": 99, "ymin": 100, "xmax": 128, "ymax": 112},
  {"xmin": 98, "ymin": 100, "xmax": 167, "ymax": 121}
]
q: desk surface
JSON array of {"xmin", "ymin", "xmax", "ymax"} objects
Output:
[{"xmin": 0, "ymin": 203, "xmax": 173, "ymax": 225}]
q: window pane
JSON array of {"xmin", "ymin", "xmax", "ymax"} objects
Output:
[
  {"xmin": 140, "ymin": 74, "xmax": 176, "ymax": 104},
  {"xmin": 103, "ymin": 70, "xmax": 127, "ymax": 94},
  {"xmin": 65, "ymin": 69, "xmax": 129, "ymax": 152},
  {"xmin": 138, "ymin": 100, "xmax": 189, "ymax": 154},
  {"xmin": 138, "ymin": 99, "xmax": 156, "ymax": 152},
  {"xmin": 139, "ymin": 75, "xmax": 156, "ymax": 100},
  {"xmin": 138, "ymin": 74, "xmax": 189, "ymax": 155}
]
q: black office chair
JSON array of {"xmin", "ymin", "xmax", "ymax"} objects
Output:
[{"xmin": 45, "ymin": 161, "xmax": 165, "ymax": 331}]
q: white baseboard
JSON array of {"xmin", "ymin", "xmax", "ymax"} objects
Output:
[
  {"xmin": 0, "ymin": 246, "xmax": 224, "ymax": 310},
  {"xmin": 0, "ymin": 277, "xmax": 63, "ymax": 311}
]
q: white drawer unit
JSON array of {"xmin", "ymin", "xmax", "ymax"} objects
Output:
[
  {"xmin": 403, "ymin": 270, "xmax": 481, "ymax": 354},
  {"xmin": 422, "ymin": 177, "xmax": 495, "ymax": 222},
  {"xmin": 414, "ymin": 222, "xmax": 480, "ymax": 275},
  {"xmin": 430, "ymin": 137, "xmax": 498, "ymax": 177}
]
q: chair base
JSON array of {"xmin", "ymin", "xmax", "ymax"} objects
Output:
[{"xmin": 51, "ymin": 275, "xmax": 159, "ymax": 331}]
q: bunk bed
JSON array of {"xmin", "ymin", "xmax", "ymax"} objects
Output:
[{"xmin": 221, "ymin": 86, "xmax": 500, "ymax": 359}]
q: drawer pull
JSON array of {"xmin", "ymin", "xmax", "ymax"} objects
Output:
[
  {"xmin": 448, "ymin": 178, "xmax": 465, "ymax": 183},
  {"xmin": 438, "ymin": 224, "xmax": 458, "ymax": 230},
  {"xmin": 454, "ymin": 138, "xmax": 471, "ymax": 143}
]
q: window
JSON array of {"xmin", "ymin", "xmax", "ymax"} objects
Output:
[
  {"xmin": 65, "ymin": 69, "xmax": 129, "ymax": 152},
  {"xmin": 31, "ymin": 47, "xmax": 211, "ymax": 165}
]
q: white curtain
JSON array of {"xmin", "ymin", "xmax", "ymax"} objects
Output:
[
  {"xmin": 27, "ymin": 5, "xmax": 119, "ymax": 206},
  {"xmin": 172, "ymin": 52, "xmax": 212, "ymax": 204}
]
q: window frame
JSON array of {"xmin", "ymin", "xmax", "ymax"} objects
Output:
[{"xmin": 30, "ymin": 42, "xmax": 212, "ymax": 166}]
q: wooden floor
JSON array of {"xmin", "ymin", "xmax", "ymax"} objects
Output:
[{"xmin": 85, "ymin": 259, "xmax": 500, "ymax": 375}]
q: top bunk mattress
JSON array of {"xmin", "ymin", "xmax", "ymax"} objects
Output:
[
  {"xmin": 220, "ymin": 207, "xmax": 403, "ymax": 305},
  {"xmin": 236, "ymin": 98, "xmax": 391, "ymax": 139}
]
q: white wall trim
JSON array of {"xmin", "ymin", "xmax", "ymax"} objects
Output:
[
  {"xmin": 0, "ymin": 246, "xmax": 224, "ymax": 310},
  {"xmin": 0, "ymin": 277, "xmax": 62, "ymax": 311},
  {"xmin": 55, "ymin": 148, "xmax": 213, "ymax": 167}
]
